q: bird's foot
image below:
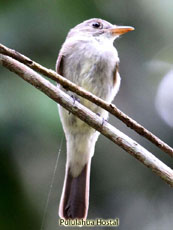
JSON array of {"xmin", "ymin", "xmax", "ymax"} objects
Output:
[
  {"xmin": 96, "ymin": 113, "xmax": 107, "ymax": 126},
  {"xmin": 71, "ymin": 95, "xmax": 80, "ymax": 104}
]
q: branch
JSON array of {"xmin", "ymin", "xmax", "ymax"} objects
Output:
[
  {"xmin": 0, "ymin": 43, "xmax": 172, "ymax": 157},
  {"xmin": 0, "ymin": 53, "xmax": 173, "ymax": 187}
]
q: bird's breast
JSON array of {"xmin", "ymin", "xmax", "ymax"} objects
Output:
[{"xmin": 63, "ymin": 39, "xmax": 119, "ymax": 102}]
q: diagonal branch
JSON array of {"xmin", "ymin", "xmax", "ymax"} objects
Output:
[
  {"xmin": 0, "ymin": 53, "xmax": 173, "ymax": 186},
  {"xmin": 0, "ymin": 43, "xmax": 172, "ymax": 157}
]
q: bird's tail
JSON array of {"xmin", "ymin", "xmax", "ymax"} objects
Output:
[{"xmin": 59, "ymin": 159, "xmax": 91, "ymax": 220}]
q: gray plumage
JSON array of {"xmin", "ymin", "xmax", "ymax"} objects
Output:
[{"xmin": 56, "ymin": 18, "xmax": 133, "ymax": 219}]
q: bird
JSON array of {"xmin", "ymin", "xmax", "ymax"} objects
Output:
[{"xmin": 56, "ymin": 18, "xmax": 134, "ymax": 220}]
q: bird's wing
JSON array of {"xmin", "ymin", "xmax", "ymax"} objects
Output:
[
  {"xmin": 113, "ymin": 62, "xmax": 120, "ymax": 87},
  {"xmin": 56, "ymin": 53, "xmax": 65, "ymax": 76}
]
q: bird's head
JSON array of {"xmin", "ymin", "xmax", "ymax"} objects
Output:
[{"xmin": 67, "ymin": 18, "xmax": 134, "ymax": 43}]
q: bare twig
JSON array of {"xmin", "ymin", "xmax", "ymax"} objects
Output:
[
  {"xmin": 0, "ymin": 43, "xmax": 172, "ymax": 157},
  {"xmin": 0, "ymin": 53, "xmax": 173, "ymax": 186}
]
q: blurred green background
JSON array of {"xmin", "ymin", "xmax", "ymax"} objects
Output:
[{"xmin": 0, "ymin": 0, "xmax": 173, "ymax": 230}]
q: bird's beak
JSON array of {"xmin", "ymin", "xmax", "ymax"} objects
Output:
[{"xmin": 110, "ymin": 26, "xmax": 135, "ymax": 36}]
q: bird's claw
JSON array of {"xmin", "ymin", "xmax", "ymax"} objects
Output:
[
  {"xmin": 101, "ymin": 117, "xmax": 107, "ymax": 126},
  {"xmin": 96, "ymin": 113, "xmax": 107, "ymax": 126},
  {"xmin": 71, "ymin": 95, "xmax": 80, "ymax": 104}
]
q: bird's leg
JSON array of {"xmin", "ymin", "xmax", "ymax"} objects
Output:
[
  {"xmin": 96, "ymin": 113, "xmax": 107, "ymax": 126},
  {"xmin": 71, "ymin": 94, "xmax": 80, "ymax": 104}
]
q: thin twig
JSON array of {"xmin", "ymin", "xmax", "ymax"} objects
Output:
[
  {"xmin": 0, "ymin": 53, "xmax": 173, "ymax": 186},
  {"xmin": 0, "ymin": 43, "xmax": 172, "ymax": 157}
]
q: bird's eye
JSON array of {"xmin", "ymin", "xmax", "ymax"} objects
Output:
[{"xmin": 92, "ymin": 22, "xmax": 102, "ymax": 29}]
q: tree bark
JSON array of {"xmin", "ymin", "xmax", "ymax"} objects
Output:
[{"xmin": 0, "ymin": 53, "xmax": 173, "ymax": 186}]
